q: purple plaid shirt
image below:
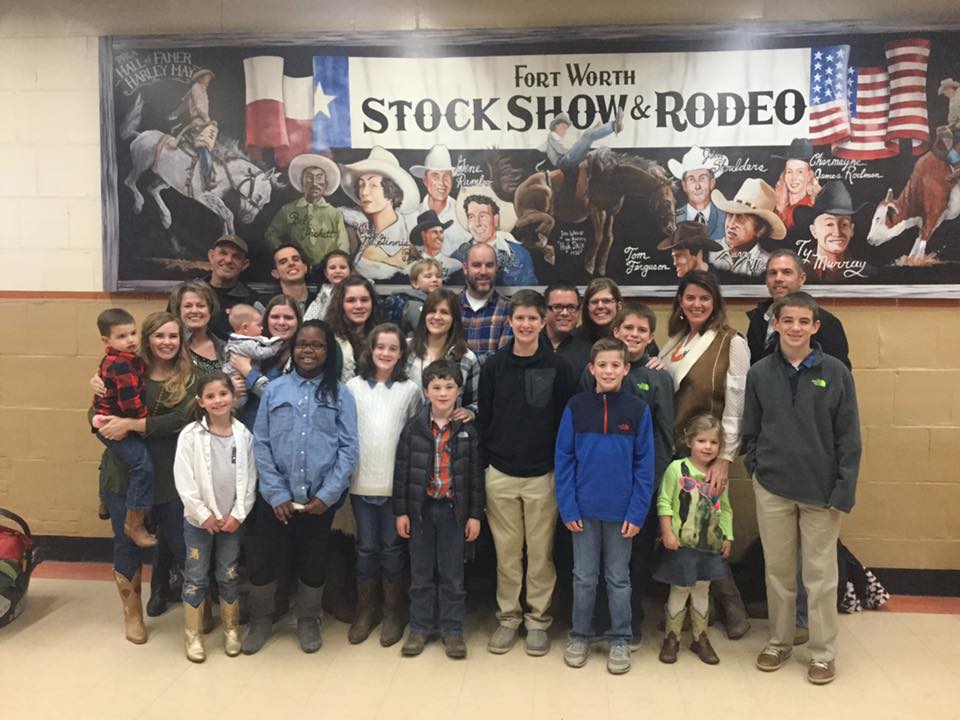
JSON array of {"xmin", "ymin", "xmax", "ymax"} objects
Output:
[{"xmin": 459, "ymin": 289, "xmax": 512, "ymax": 363}]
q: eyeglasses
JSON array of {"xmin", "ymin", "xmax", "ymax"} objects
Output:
[
  {"xmin": 587, "ymin": 297, "xmax": 616, "ymax": 307},
  {"xmin": 547, "ymin": 304, "xmax": 579, "ymax": 314},
  {"xmin": 678, "ymin": 474, "xmax": 721, "ymax": 511},
  {"xmin": 295, "ymin": 341, "xmax": 327, "ymax": 350}
]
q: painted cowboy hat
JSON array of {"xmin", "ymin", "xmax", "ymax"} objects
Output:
[
  {"xmin": 191, "ymin": 68, "xmax": 215, "ymax": 83},
  {"xmin": 667, "ymin": 145, "xmax": 724, "ymax": 180},
  {"xmin": 711, "ymin": 178, "xmax": 788, "ymax": 240},
  {"xmin": 938, "ymin": 77, "xmax": 960, "ymax": 95},
  {"xmin": 549, "ymin": 112, "xmax": 573, "ymax": 131},
  {"xmin": 408, "ymin": 209, "xmax": 453, "ymax": 245},
  {"xmin": 771, "ymin": 137, "xmax": 815, "ymax": 162},
  {"xmin": 455, "ymin": 184, "xmax": 517, "ymax": 233},
  {"xmin": 793, "ymin": 181, "xmax": 868, "ymax": 228},
  {"xmin": 410, "ymin": 144, "xmax": 455, "ymax": 179},
  {"xmin": 287, "ymin": 153, "xmax": 341, "ymax": 196},
  {"xmin": 339, "ymin": 146, "xmax": 420, "ymax": 214},
  {"xmin": 657, "ymin": 220, "xmax": 723, "ymax": 253}
]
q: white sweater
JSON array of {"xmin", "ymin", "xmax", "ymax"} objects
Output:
[
  {"xmin": 174, "ymin": 418, "xmax": 258, "ymax": 528},
  {"xmin": 345, "ymin": 377, "xmax": 422, "ymax": 496}
]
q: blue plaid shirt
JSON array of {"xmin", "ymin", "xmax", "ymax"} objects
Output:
[{"xmin": 459, "ymin": 289, "xmax": 512, "ymax": 364}]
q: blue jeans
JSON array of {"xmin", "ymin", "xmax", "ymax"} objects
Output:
[
  {"xmin": 351, "ymin": 495, "xmax": 405, "ymax": 581},
  {"xmin": 571, "ymin": 520, "xmax": 632, "ymax": 645},
  {"xmin": 408, "ymin": 499, "xmax": 466, "ymax": 635},
  {"xmin": 181, "ymin": 522, "xmax": 243, "ymax": 607},
  {"xmin": 558, "ymin": 124, "xmax": 615, "ymax": 169},
  {"xmin": 103, "ymin": 491, "xmax": 184, "ymax": 581},
  {"xmin": 98, "ymin": 433, "xmax": 154, "ymax": 512}
]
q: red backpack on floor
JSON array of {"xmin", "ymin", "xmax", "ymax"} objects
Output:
[{"xmin": 0, "ymin": 508, "xmax": 42, "ymax": 628}]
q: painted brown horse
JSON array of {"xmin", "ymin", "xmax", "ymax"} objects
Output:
[{"xmin": 490, "ymin": 148, "xmax": 677, "ymax": 275}]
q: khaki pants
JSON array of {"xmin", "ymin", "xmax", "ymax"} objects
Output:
[
  {"xmin": 754, "ymin": 478, "xmax": 842, "ymax": 663},
  {"xmin": 485, "ymin": 466, "xmax": 558, "ymax": 631}
]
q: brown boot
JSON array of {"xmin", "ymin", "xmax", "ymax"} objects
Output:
[
  {"xmin": 123, "ymin": 510, "xmax": 158, "ymax": 548},
  {"xmin": 658, "ymin": 605, "xmax": 685, "ymax": 664},
  {"xmin": 220, "ymin": 599, "xmax": 241, "ymax": 657},
  {"xmin": 114, "ymin": 569, "xmax": 147, "ymax": 644},
  {"xmin": 347, "ymin": 575, "xmax": 382, "ymax": 644},
  {"xmin": 380, "ymin": 574, "xmax": 408, "ymax": 647},
  {"xmin": 711, "ymin": 565, "xmax": 750, "ymax": 639},
  {"xmin": 183, "ymin": 602, "xmax": 206, "ymax": 662},
  {"xmin": 689, "ymin": 608, "xmax": 720, "ymax": 664}
]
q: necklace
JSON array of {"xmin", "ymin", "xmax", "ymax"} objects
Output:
[{"xmin": 670, "ymin": 333, "xmax": 696, "ymax": 362}]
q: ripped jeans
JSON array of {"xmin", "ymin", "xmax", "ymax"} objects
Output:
[{"xmin": 182, "ymin": 521, "xmax": 243, "ymax": 608}]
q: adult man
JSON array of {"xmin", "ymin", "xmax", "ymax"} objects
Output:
[
  {"xmin": 709, "ymin": 178, "xmax": 786, "ymax": 277},
  {"xmin": 203, "ymin": 234, "xmax": 263, "ymax": 340},
  {"xmin": 657, "ymin": 221, "xmax": 722, "ymax": 277},
  {"xmin": 340, "ymin": 146, "xmax": 419, "ymax": 281},
  {"xmin": 459, "ymin": 243, "xmax": 512, "ymax": 363},
  {"xmin": 268, "ymin": 243, "xmax": 315, "ymax": 317},
  {"xmin": 772, "ymin": 138, "xmax": 821, "ymax": 231},
  {"xmin": 541, "ymin": 282, "xmax": 582, "ymax": 364},
  {"xmin": 169, "ymin": 68, "xmax": 218, "ymax": 190},
  {"xmin": 453, "ymin": 185, "xmax": 537, "ymax": 286},
  {"xmin": 667, "ymin": 145, "xmax": 726, "ymax": 240},
  {"xmin": 265, "ymin": 154, "xmax": 348, "ymax": 266},
  {"xmin": 794, "ymin": 182, "xmax": 870, "ymax": 283},
  {"xmin": 406, "ymin": 144, "xmax": 471, "ymax": 255},
  {"xmin": 542, "ymin": 109, "xmax": 623, "ymax": 170},
  {"xmin": 746, "ymin": 249, "xmax": 851, "ymax": 368},
  {"xmin": 407, "ymin": 209, "xmax": 463, "ymax": 279}
]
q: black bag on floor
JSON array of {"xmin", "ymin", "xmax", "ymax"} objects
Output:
[{"xmin": 0, "ymin": 508, "xmax": 42, "ymax": 628}]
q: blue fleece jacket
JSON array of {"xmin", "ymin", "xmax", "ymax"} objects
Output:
[{"xmin": 555, "ymin": 388, "xmax": 655, "ymax": 527}]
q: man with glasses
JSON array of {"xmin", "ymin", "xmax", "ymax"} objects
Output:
[{"xmin": 542, "ymin": 282, "xmax": 582, "ymax": 365}]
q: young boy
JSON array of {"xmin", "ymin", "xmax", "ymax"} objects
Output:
[
  {"xmin": 383, "ymin": 258, "xmax": 443, "ymax": 336},
  {"xmin": 92, "ymin": 308, "xmax": 156, "ymax": 548},
  {"xmin": 556, "ymin": 337, "xmax": 654, "ymax": 674},
  {"xmin": 743, "ymin": 291, "xmax": 861, "ymax": 686},
  {"xmin": 577, "ymin": 302, "xmax": 674, "ymax": 640},
  {"xmin": 394, "ymin": 359, "xmax": 484, "ymax": 659},
  {"xmin": 478, "ymin": 289, "xmax": 576, "ymax": 656},
  {"xmin": 221, "ymin": 303, "xmax": 282, "ymax": 410}
]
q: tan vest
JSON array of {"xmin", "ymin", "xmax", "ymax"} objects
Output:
[{"xmin": 672, "ymin": 328, "xmax": 735, "ymax": 449}]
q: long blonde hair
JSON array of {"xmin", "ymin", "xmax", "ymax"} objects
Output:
[
  {"xmin": 774, "ymin": 162, "xmax": 821, "ymax": 215},
  {"xmin": 140, "ymin": 311, "xmax": 195, "ymax": 407}
]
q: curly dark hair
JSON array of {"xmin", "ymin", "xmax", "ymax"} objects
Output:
[
  {"xmin": 324, "ymin": 274, "xmax": 381, "ymax": 358},
  {"xmin": 357, "ymin": 323, "xmax": 410, "ymax": 383}
]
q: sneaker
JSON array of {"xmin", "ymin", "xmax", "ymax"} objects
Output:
[
  {"xmin": 525, "ymin": 628, "xmax": 550, "ymax": 656},
  {"xmin": 607, "ymin": 643, "xmax": 631, "ymax": 675},
  {"xmin": 487, "ymin": 625, "xmax": 518, "ymax": 655},
  {"xmin": 793, "ymin": 626, "xmax": 810, "ymax": 645},
  {"xmin": 756, "ymin": 646, "xmax": 792, "ymax": 672},
  {"xmin": 563, "ymin": 638, "xmax": 589, "ymax": 668},
  {"xmin": 401, "ymin": 631, "xmax": 428, "ymax": 657},
  {"xmin": 443, "ymin": 634, "xmax": 467, "ymax": 659},
  {"xmin": 807, "ymin": 659, "xmax": 836, "ymax": 685}
]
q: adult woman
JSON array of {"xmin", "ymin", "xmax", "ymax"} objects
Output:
[
  {"xmin": 406, "ymin": 288, "xmax": 479, "ymax": 421},
  {"xmin": 657, "ymin": 270, "xmax": 751, "ymax": 639},
  {"xmin": 774, "ymin": 148, "xmax": 821, "ymax": 231},
  {"xmin": 566, "ymin": 277, "xmax": 623, "ymax": 376},
  {"xmin": 229, "ymin": 294, "xmax": 302, "ymax": 429},
  {"xmin": 167, "ymin": 280, "xmax": 226, "ymax": 375},
  {"xmin": 324, "ymin": 274, "xmax": 380, "ymax": 382},
  {"xmin": 94, "ymin": 311, "xmax": 197, "ymax": 643}
]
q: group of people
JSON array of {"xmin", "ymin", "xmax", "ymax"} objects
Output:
[{"xmin": 89, "ymin": 229, "xmax": 860, "ymax": 684}]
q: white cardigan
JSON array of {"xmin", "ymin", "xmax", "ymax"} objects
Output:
[{"xmin": 174, "ymin": 418, "xmax": 258, "ymax": 528}]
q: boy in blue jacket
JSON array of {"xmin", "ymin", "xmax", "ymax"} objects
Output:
[{"xmin": 555, "ymin": 337, "xmax": 655, "ymax": 675}]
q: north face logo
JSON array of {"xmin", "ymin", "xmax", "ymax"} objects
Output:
[{"xmin": 618, "ymin": 423, "xmax": 632, "ymax": 431}]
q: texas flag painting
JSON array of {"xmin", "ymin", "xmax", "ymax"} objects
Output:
[{"xmin": 311, "ymin": 56, "xmax": 351, "ymax": 150}]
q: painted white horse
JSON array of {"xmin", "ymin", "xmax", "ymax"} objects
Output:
[
  {"xmin": 867, "ymin": 151, "xmax": 960, "ymax": 262},
  {"xmin": 120, "ymin": 94, "xmax": 281, "ymax": 234}
]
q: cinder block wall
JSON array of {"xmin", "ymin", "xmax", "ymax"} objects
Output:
[{"xmin": 1, "ymin": 1, "xmax": 958, "ymax": 569}]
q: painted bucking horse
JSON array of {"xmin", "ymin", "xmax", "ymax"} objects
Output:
[
  {"xmin": 489, "ymin": 148, "xmax": 677, "ymax": 276},
  {"xmin": 120, "ymin": 94, "xmax": 281, "ymax": 235}
]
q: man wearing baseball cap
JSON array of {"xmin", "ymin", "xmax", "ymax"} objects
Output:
[{"xmin": 204, "ymin": 234, "xmax": 264, "ymax": 340}]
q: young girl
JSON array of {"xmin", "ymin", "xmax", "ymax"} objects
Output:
[
  {"xmin": 654, "ymin": 414, "xmax": 732, "ymax": 666},
  {"xmin": 303, "ymin": 249, "xmax": 352, "ymax": 323},
  {"xmin": 406, "ymin": 288, "xmax": 479, "ymax": 421},
  {"xmin": 325, "ymin": 274, "xmax": 380, "ymax": 382},
  {"xmin": 345, "ymin": 324, "xmax": 422, "ymax": 647},
  {"xmin": 173, "ymin": 372, "xmax": 257, "ymax": 662}
]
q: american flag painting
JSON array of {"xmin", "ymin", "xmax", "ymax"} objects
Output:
[{"xmin": 808, "ymin": 45, "xmax": 851, "ymax": 145}]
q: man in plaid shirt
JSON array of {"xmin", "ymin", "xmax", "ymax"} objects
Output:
[{"xmin": 458, "ymin": 244, "xmax": 513, "ymax": 363}]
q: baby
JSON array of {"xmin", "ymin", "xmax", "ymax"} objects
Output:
[{"xmin": 222, "ymin": 304, "xmax": 283, "ymax": 410}]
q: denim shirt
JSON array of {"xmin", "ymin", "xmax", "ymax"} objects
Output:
[{"xmin": 253, "ymin": 371, "xmax": 359, "ymax": 509}]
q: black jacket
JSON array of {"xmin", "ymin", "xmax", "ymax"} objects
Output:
[
  {"xmin": 393, "ymin": 405, "xmax": 484, "ymax": 528},
  {"xmin": 746, "ymin": 299, "xmax": 851, "ymax": 369}
]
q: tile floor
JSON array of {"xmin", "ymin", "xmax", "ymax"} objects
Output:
[{"xmin": 1, "ymin": 570, "xmax": 957, "ymax": 720}]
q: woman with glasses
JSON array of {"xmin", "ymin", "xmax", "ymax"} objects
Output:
[{"xmin": 564, "ymin": 277, "xmax": 623, "ymax": 376}]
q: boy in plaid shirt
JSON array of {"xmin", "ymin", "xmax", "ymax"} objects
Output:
[{"xmin": 92, "ymin": 308, "xmax": 157, "ymax": 548}]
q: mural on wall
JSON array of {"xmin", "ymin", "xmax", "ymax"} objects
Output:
[{"xmin": 102, "ymin": 31, "xmax": 960, "ymax": 296}]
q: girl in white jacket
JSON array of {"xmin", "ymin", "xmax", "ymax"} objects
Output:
[{"xmin": 174, "ymin": 371, "xmax": 257, "ymax": 663}]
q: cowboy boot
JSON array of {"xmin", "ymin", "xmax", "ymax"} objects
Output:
[
  {"xmin": 380, "ymin": 574, "xmax": 407, "ymax": 648},
  {"xmin": 114, "ymin": 569, "xmax": 147, "ymax": 644},
  {"xmin": 241, "ymin": 581, "xmax": 276, "ymax": 655},
  {"xmin": 689, "ymin": 607, "xmax": 720, "ymax": 665},
  {"xmin": 658, "ymin": 605, "xmax": 685, "ymax": 664},
  {"xmin": 201, "ymin": 597, "xmax": 215, "ymax": 634},
  {"xmin": 348, "ymin": 575, "xmax": 381, "ymax": 645},
  {"xmin": 711, "ymin": 565, "xmax": 750, "ymax": 639},
  {"xmin": 183, "ymin": 602, "xmax": 206, "ymax": 663},
  {"xmin": 295, "ymin": 580, "xmax": 325, "ymax": 653},
  {"xmin": 220, "ymin": 599, "xmax": 242, "ymax": 657},
  {"xmin": 123, "ymin": 510, "xmax": 158, "ymax": 548}
]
